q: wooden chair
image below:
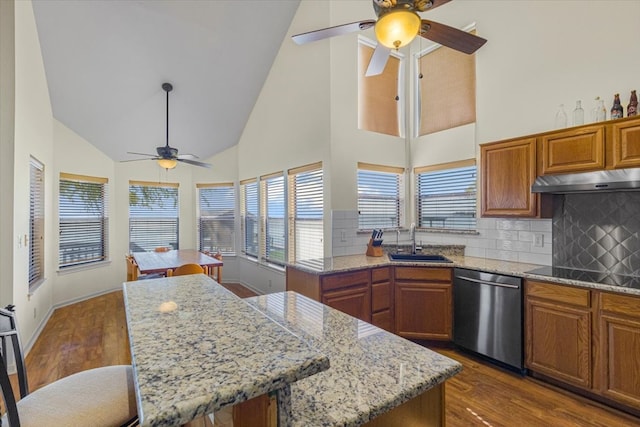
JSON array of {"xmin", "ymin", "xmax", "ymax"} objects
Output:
[
  {"xmin": 0, "ymin": 306, "xmax": 138, "ymax": 427},
  {"xmin": 167, "ymin": 263, "xmax": 205, "ymax": 277},
  {"xmin": 154, "ymin": 246, "xmax": 171, "ymax": 253},
  {"xmin": 203, "ymin": 251, "xmax": 223, "ymax": 284},
  {"xmin": 125, "ymin": 255, "xmax": 138, "ymax": 281}
]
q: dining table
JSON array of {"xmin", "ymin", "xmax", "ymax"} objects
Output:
[{"xmin": 132, "ymin": 249, "xmax": 223, "ymax": 276}]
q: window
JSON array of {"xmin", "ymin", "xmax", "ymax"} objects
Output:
[
  {"xmin": 415, "ymin": 160, "xmax": 477, "ymax": 231},
  {"xmin": 288, "ymin": 162, "xmax": 323, "ymax": 262},
  {"xmin": 240, "ymin": 178, "xmax": 258, "ymax": 258},
  {"xmin": 358, "ymin": 39, "xmax": 404, "ymax": 137},
  {"xmin": 260, "ymin": 173, "xmax": 286, "ymax": 265},
  {"xmin": 357, "ymin": 162, "xmax": 404, "ymax": 230},
  {"xmin": 129, "ymin": 181, "xmax": 179, "ymax": 252},
  {"xmin": 197, "ymin": 183, "xmax": 235, "ymax": 255},
  {"xmin": 29, "ymin": 157, "xmax": 44, "ymax": 288},
  {"xmin": 59, "ymin": 173, "xmax": 108, "ymax": 268},
  {"xmin": 416, "ymin": 29, "xmax": 477, "ymax": 135}
]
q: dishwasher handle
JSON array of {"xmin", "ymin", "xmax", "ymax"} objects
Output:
[{"xmin": 456, "ymin": 275, "xmax": 520, "ymax": 289}]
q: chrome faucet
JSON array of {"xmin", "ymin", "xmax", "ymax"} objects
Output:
[{"xmin": 410, "ymin": 223, "xmax": 416, "ymax": 254}]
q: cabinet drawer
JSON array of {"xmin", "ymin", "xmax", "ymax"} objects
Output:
[
  {"xmin": 321, "ymin": 269, "xmax": 369, "ymax": 292},
  {"xmin": 372, "ymin": 282, "xmax": 391, "ymax": 312},
  {"xmin": 394, "ymin": 267, "xmax": 452, "ymax": 282},
  {"xmin": 600, "ymin": 292, "xmax": 640, "ymax": 318},
  {"xmin": 526, "ymin": 280, "xmax": 590, "ymax": 307},
  {"xmin": 372, "ymin": 267, "xmax": 391, "ymax": 283}
]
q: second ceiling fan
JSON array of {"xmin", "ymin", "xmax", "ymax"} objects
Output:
[{"xmin": 292, "ymin": 0, "xmax": 487, "ymax": 76}]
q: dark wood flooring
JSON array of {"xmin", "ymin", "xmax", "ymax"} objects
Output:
[{"xmin": 20, "ymin": 285, "xmax": 640, "ymax": 426}]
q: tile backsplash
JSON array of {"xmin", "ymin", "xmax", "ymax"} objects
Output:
[
  {"xmin": 331, "ymin": 210, "xmax": 552, "ymax": 266},
  {"xmin": 553, "ymin": 193, "xmax": 640, "ymax": 275}
]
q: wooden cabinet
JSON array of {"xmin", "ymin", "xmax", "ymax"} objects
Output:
[
  {"xmin": 371, "ymin": 267, "xmax": 393, "ymax": 332},
  {"xmin": 596, "ymin": 292, "xmax": 640, "ymax": 408},
  {"xmin": 394, "ymin": 267, "xmax": 452, "ymax": 340},
  {"xmin": 480, "ymin": 137, "xmax": 541, "ymax": 217},
  {"xmin": 321, "ymin": 270, "xmax": 371, "ymax": 322},
  {"xmin": 539, "ymin": 125, "xmax": 605, "ymax": 174},
  {"xmin": 610, "ymin": 117, "xmax": 640, "ymax": 168},
  {"xmin": 525, "ymin": 280, "xmax": 592, "ymax": 389}
]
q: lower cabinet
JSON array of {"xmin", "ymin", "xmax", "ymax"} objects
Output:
[
  {"xmin": 597, "ymin": 292, "xmax": 640, "ymax": 408},
  {"xmin": 321, "ymin": 269, "xmax": 371, "ymax": 322},
  {"xmin": 371, "ymin": 267, "xmax": 393, "ymax": 332},
  {"xmin": 525, "ymin": 280, "xmax": 592, "ymax": 389},
  {"xmin": 394, "ymin": 267, "xmax": 452, "ymax": 340}
]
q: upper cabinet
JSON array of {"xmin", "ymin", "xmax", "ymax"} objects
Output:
[
  {"xmin": 480, "ymin": 116, "xmax": 640, "ymax": 218},
  {"xmin": 539, "ymin": 125, "xmax": 605, "ymax": 174}
]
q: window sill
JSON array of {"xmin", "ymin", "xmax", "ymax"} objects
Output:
[
  {"xmin": 418, "ymin": 228, "xmax": 479, "ymax": 236},
  {"xmin": 57, "ymin": 260, "xmax": 112, "ymax": 275}
]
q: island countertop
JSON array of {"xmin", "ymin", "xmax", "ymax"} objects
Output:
[
  {"xmin": 123, "ymin": 275, "xmax": 330, "ymax": 426},
  {"xmin": 245, "ymin": 291, "xmax": 463, "ymax": 426}
]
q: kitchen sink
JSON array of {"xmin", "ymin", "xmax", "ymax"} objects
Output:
[{"xmin": 388, "ymin": 253, "xmax": 453, "ymax": 263}]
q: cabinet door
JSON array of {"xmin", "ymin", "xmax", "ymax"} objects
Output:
[
  {"xmin": 481, "ymin": 138, "xmax": 538, "ymax": 217},
  {"xmin": 611, "ymin": 117, "xmax": 640, "ymax": 168},
  {"xmin": 540, "ymin": 125, "xmax": 605, "ymax": 174},
  {"xmin": 597, "ymin": 292, "xmax": 640, "ymax": 407},
  {"xmin": 525, "ymin": 298, "xmax": 592, "ymax": 389},
  {"xmin": 395, "ymin": 282, "xmax": 451, "ymax": 340},
  {"xmin": 322, "ymin": 285, "xmax": 371, "ymax": 322}
]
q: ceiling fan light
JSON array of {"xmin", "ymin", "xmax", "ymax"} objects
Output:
[
  {"xmin": 157, "ymin": 158, "xmax": 178, "ymax": 169},
  {"xmin": 375, "ymin": 10, "xmax": 421, "ymax": 49}
]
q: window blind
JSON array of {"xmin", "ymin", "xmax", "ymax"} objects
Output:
[
  {"xmin": 416, "ymin": 161, "xmax": 477, "ymax": 231},
  {"xmin": 59, "ymin": 174, "xmax": 108, "ymax": 268},
  {"xmin": 261, "ymin": 173, "xmax": 286, "ymax": 265},
  {"xmin": 197, "ymin": 183, "xmax": 236, "ymax": 255},
  {"xmin": 240, "ymin": 179, "xmax": 258, "ymax": 258},
  {"xmin": 29, "ymin": 158, "xmax": 44, "ymax": 287},
  {"xmin": 129, "ymin": 182, "xmax": 179, "ymax": 252},
  {"xmin": 288, "ymin": 163, "xmax": 323, "ymax": 262},
  {"xmin": 357, "ymin": 163, "xmax": 404, "ymax": 230}
]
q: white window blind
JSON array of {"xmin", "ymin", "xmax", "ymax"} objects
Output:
[
  {"xmin": 357, "ymin": 162, "xmax": 404, "ymax": 230},
  {"xmin": 288, "ymin": 163, "xmax": 323, "ymax": 262},
  {"xmin": 129, "ymin": 181, "xmax": 179, "ymax": 252},
  {"xmin": 261, "ymin": 173, "xmax": 286, "ymax": 265},
  {"xmin": 240, "ymin": 179, "xmax": 258, "ymax": 258},
  {"xmin": 29, "ymin": 157, "xmax": 44, "ymax": 287},
  {"xmin": 197, "ymin": 183, "xmax": 235, "ymax": 255},
  {"xmin": 415, "ymin": 160, "xmax": 477, "ymax": 231},
  {"xmin": 59, "ymin": 173, "xmax": 108, "ymax": 268}
]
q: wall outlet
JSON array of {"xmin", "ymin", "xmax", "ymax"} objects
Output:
[
  {"xmin": 340, "ymin": 231, "xmax": 347, "ymax": 242},
  {"xmin": 534, "ymin": 233, "xmax": 544, "ymax": 247},
  {"xmin": 268, "ymin": 279, "xmax": 272, "ymax": 289}
]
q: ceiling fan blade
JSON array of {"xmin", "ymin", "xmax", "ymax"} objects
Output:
[
  {"xmin": 422, "ymin": 0, "xmax": 453, "ymax": 12},
  {"xmin": 420, "ymin": 20, "xmax": 487, "ymax": 54},
  {"xmin": 177, "ymin": 153, "xmax": 198, "ymax": 160},
  {"xmin": 292, "ymin": 20, "xmax": 376, "ymax": 45},
  {"xmin": 126, "ymin": 151, "xmax": 157, "ymax": 157},
  {"xmin": 365, "ymin": 44, "xmax": 391, "ymax": 77},
  {"xmin": 178, "ymin": 158, "xmax": 212, "ymax": 168},
  {"xmin": 120, "ymin": 158, "xmax": 156, "ymax": 163}
]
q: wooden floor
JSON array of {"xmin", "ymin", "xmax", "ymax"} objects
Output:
[{"xmin": 21, "ymin": 286, "xmax": 640, "ymax": 427}]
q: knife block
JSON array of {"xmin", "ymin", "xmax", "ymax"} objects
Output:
[{"xmin": 365, "ymin": 239, "xmax": 383, "ymax": 257}]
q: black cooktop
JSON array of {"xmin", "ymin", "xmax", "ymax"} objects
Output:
[{"xmin": 527, "ymin": 266, "xmax": 640, "ymax": 290}]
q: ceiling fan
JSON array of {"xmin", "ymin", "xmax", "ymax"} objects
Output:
[
  {"xmin": 124, "ymin": 83, "xmax": 212, "ymax": 170},
  {"xmin": 292, "ymin": 0, "xmax": 487, "ymax": 76}
]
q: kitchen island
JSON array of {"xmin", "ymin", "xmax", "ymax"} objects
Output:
[{"xmin": 124, "ymin": 274, "xmax": 461, "ymax": 426}]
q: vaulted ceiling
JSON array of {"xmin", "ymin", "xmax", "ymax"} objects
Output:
[{"xmin": 32, "ymin": 0, "xmax": 301, "ymax": 163}]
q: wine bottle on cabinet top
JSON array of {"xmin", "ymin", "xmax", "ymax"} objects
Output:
[
  {"xmin": 628, "ymin": 90, "xmax": 638, "ymax": 117},
  {"xmin": 555, "ymin": 104, "xmax": 567, "ymax": 128},
  {"xmin": 573, "ymin": 100, "xmax": 584, "ymax": 125},
  {"xmin": 611, "ymin": 93, "xmax": 624, "ymax": 119}
]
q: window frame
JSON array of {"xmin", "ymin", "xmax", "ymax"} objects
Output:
[
  {"xmin": 197, "ymin": 182, "xmax": 236, "ymax": 256},
  {"xmin": 260, "ymin": 172, "xmax": 287, "ymax": 266},
  {"xmin": 58, "ymin": 173, "xmax": 109, "ymax": 269},
  {"xmin": 128, "ymin": 180, "xmax": 180, "ymax": 253},
  {"xmin": 414, "ymin": 159, "xmax": 477, "ymax": 232},
  {"xmin": 240, "ymin": 178, "xmax": 259, "ymax": 259},
  {"xmin": 29, "ymin": 157, "xmax": 45, "ymax": 289},
  {"xmin": 357, "ymin": 162, "xmax": 405, "ymax": 231},
  {"xmin": 287, "ymin": 162, "xmax": 324, "ymax": 262}
]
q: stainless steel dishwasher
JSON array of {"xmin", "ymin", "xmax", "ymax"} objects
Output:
[{"xmin": 453, "ymin": 268, "xmax": 524, "ymax": 372}]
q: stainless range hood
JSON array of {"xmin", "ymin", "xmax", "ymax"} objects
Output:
[{"xmin": 531, "ymin": 168, "xmax": 640, "ymax": 194}]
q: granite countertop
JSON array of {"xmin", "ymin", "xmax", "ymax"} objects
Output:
[
  {"xmin": 245, "ymin": 291, "xmax": 462, "ymax": 427},
  {"xmin": 123, "ymin": 275, "xmax": 330, "ymax": 426},
  {"xmin": 288, "ymin": 254, "xmax": 640, "ymax": 297}
]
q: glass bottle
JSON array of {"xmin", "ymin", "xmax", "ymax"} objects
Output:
[
  {"xmin": 611, "ymin": 93, "xmax": 624, "ymax": 119},
  {"xmin": 591, "ymin": 97, "xmax": 600, "ymax": 122},
  {"xmin": 573, "ymin": 100, "xmax": 584, "ymax": 126},
  {"xmin": 555, "ymin": 104, "xmax": 567, "ymax": 128},
  {"xmin": 628, "ymin": 90, "xmax": 638, "ymax": 117},
  {"xmin": 596, "ymin": 98, "xmax": 606, "ymax": 122}
]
